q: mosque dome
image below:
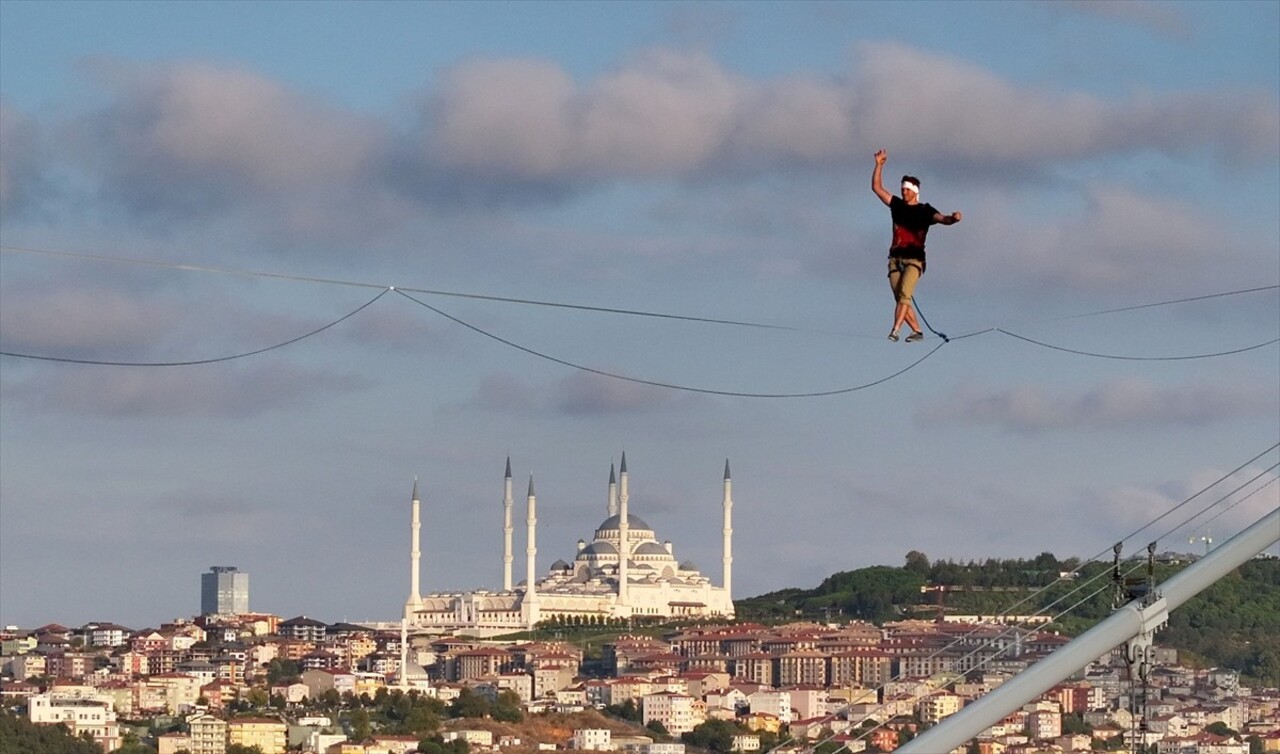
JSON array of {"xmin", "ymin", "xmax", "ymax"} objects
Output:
[
  {"xmin": 634, "ymin": 542, "xmax": 671, "ymax": 556},
  {"xmin": 578, "ymin": 541, "xmax": 618, "ymax": 557},
  {"xmin": 596, "ymin": 513, "xmax": 653, "ymax": 533}
]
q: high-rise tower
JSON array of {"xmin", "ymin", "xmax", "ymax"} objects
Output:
[{"xmin": 200, "ymin": 566, "xmax": 248, "ymax": 616}]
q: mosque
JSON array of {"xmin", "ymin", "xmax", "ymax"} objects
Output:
[{"xmin": 403, "ymin": 454, "xmax": 736, "ymax": 635}]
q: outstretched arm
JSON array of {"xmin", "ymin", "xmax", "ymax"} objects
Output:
[
  {"xmin": 871, "ymin": 150, "xmax": 893, "ymax": 206},
  {"xmin": 934, "ymin": 210, "xmax": 962, "ymax": 225}
]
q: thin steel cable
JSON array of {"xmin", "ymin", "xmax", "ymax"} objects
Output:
[
  {"xmin": 1189, "ymin": 476, "xmax": 1279, "ymax": 536},
  {"xmin": 1055, "ymin": 285, "xmax": 1280, "ymax": 321},
  {"xmin": 793, "ymin": 564, "xmax": 1129, "ymax": 753},
  {"xmin": 3, "ymin": 245, "xmax": 1277, "ymax": 384},
  {"xmin": 1159, "ymin": 464, "xmax": 1279, "ymax": 544},
  {"xmin": 0, "ymin": 245, "xmax": 807, "ymax": 333},
  {"xmin": 393, "ymin": 288, "xmax": 947, "ymax": 398},
  {"xmin": 0, "ymin": 289, "xmax": 390, "ymax": 366},
  {"xmin": 996, "ymin": 328, "xmax": 1279, "ymax": 361},
  {"xmin": 803, "ymin": 451, "xmax": 1280, "ymax": 753},
  {"xmin": 776, "ymin": 442, "xmax": 1280, "ymax": 753},
  {"xmin": 801, "ymin": 569, "xmax": 1137, "ymax": 754},
  {"xmin": 5, "ymin": 245, "xmax": 1277, "ymax": 346},
  {"xmin": 1105, "ymin": 443, "xmax": 1279, "ymax": 551}
]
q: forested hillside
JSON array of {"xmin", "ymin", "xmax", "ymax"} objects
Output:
[
  {"xmin": 0, "ymin": 709, "xmax": 101, "ymax": 754},
  {"xmin": 736, "ymin": 552, "xmax": 1280, "ymax": 684}
]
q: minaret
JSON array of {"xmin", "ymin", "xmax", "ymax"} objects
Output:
[
  {"xmin": 722, "ymin": 459, "xmax": 733, "ymax": 600},
  {"xmin": 524, "ymin": 475, "xmax": 540, "ymax": 628},
  {"xmin": 618, "ymin": 452, "xmax": 630, "ymax": 608},
  {"xmin": 503, "ymin": 457, "xmax": 514, "ymax": 592},
  {"xmin": 405, "ymin": 479, "xmax": 423, "ymax": 620},
  {"xmin": 607, "ymin": 463, "xmax": 618, "ymax": 518}
]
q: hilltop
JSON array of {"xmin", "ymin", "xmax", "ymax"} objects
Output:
[{"xmin": 733, "ymin": 551, "xmax": 1280, "ymax": 685}]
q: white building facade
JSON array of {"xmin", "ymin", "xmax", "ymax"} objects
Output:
[{"xmin": 29, "ymin": 688, "xmax": 121, "ymax": 752}]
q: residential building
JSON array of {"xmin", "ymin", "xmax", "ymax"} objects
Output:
[
  {"xmin": 187, "ymin": 713, "xmax": 227, "ymax": 754},
  {"xmin": 227, "ymin": 716, "xmax": 287, "ymax": 754},
  {"xmin": 572, "ymin": 728, "xmax": 613, "ymax": 751},
  {"xmin": 643, "ymin": 691, "xmax": 702, "ymax": 736},
  {"xmin": 748, "ymin": 690, "xmax": 793, "ymax": 725},
  {"xmin": 28, "ymin": 688, "xmax": 121, "ymax": 752}
]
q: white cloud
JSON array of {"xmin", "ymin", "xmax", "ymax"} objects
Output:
[
  {"xmin": 949, "ymin": 185, "xmax": 1227, "ymax": 295},
  {"xmin": 0, "ymin": 103, "xmax": 44, "ymax": 213},
  {"xmin": 427, "ymin": 58, "xmax": 577, "ymax": 179},
  {"xmin": 575, "ymin": 49, "xmax": 745, "ymax": 176},
  {"xmin": 88, "ymin": 61, "xmax": 381, "ymax": 191},
  {"xmin": 1055, "ymin": 0, "xmax": 1194, "ymax": 41},
  {"xmin": 2, "ymin": 48, "xmax": 1272, "ymax": 245},
  {"xmin": 552, "ymin": 370, "xmax": 699, "ymax": 415},
  {"xmin": 469, "ymin": 370, "xmax": 703, "ymax": 416},
  {"xmin": 919, "ymin": 376, "xmax": 1276, "ymax": 433},
  {"xmin": 0, "ymin": 286, "xmax": 181, "ymax": 356},
  {"xmin": 4, "ymin": 362, "xmax": 368, "ymax": 417},
  {"xmin": 852, "ymin": 42, "xmax": 1277, "ymax": 166}
]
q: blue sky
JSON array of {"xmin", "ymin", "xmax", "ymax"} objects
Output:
[{"xmin": 1, "ymin": 0, "xmax": 1277, "ymax": 630}]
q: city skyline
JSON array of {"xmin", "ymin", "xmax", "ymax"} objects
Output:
[{"xmin": 1, "ymin": 1, "xmax": 1277, "ymax": 629}]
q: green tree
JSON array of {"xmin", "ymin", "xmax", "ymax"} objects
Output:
[
  {"xmin": 0, "ymin": 709, "xmax": 102, "ymax": 754},
  {"xmin": 227, "ymin": 745, "xmax": 265, "ymax": 754},
  {"xmin": 1062, "ymin": 713, "xmax": 1092, "ymax": 735},
  {"xmin": 492, "ymin": 690, "xmax": 524, "ymax": 723},
  {"xmin": 403, "ymin": 703, "xmax": 443, "ymax": 736},
  {"xmin": 448, "ymin": 687, "xmax": 491, "ymax": 719},
  {"xmin": 904, "ymin": 550, "xmax": 931, "ymax": 577},
  {"xmin": 264, "ymin": 658, "xmax": 301, "ymax": 684},
  {"xmin": 115, "ymin": 729, "xmax": 157, "ymax": 754},
  {"xmin": 682, "ymin": 719, "xmax": 737, "ymax": 753},
  {"xmin": 318, "ymin": 688, "xmax": 341, "ymax": 711},
  {"xmin": 606, "ymin": 699, "xmax": 641, "ymax": 722},
  {"xmin": 645, "ymin": 720, "xmax": 669, "ymax": 737},
  {"xmin": 1205, "ymin": 721, "xmax": 1237, "ymax": 737},
  {"xmin": 349, "ymin": 707, "xmax": 373, "ymax": 741},
  {"xmin": 245, "ymin": 687, "xmax": 269, "ymax": 709}
]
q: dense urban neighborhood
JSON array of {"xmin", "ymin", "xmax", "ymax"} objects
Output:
[{"xmin": 4, "ymin": 608, "xmax": 1279, "ymax": 754}]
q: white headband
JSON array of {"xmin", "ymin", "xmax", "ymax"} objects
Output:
[{"xmin": 901, "ymin": 181, "xmax": 919, "ymax": 195}]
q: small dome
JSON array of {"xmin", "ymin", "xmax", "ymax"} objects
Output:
[
  {"xmin": 550, "ymin": 559, "xmax": 570, "ymax": 571},
  {"xmin": 634, "ymin": 542, "xmax": 671, "ymax": 556},
  {"xmin": 679, "ymin": 560, "xmax": 699, "ymax": 571},
  {"xmin": 578, "ymin": 541, "xmax": 618, "ymax": 557}
]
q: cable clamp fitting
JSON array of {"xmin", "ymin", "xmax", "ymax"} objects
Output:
[{"xmin": 1123, "ymin": 594, "xmax": 1168, "ymax": 675}]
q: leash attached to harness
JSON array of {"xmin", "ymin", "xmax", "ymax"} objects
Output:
[{"xmin": 912, "ymin": 297, "xmax": 949, "ymax": 342}]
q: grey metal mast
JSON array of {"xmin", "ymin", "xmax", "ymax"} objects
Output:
[{"xmin": 898, "ymin": 506, "xmax": 1280, "ymax": 754}]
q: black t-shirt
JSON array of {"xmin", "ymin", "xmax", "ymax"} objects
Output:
[{"xmin": 889, "ymin": 195, "xmax": 938, "ymax": 262}]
